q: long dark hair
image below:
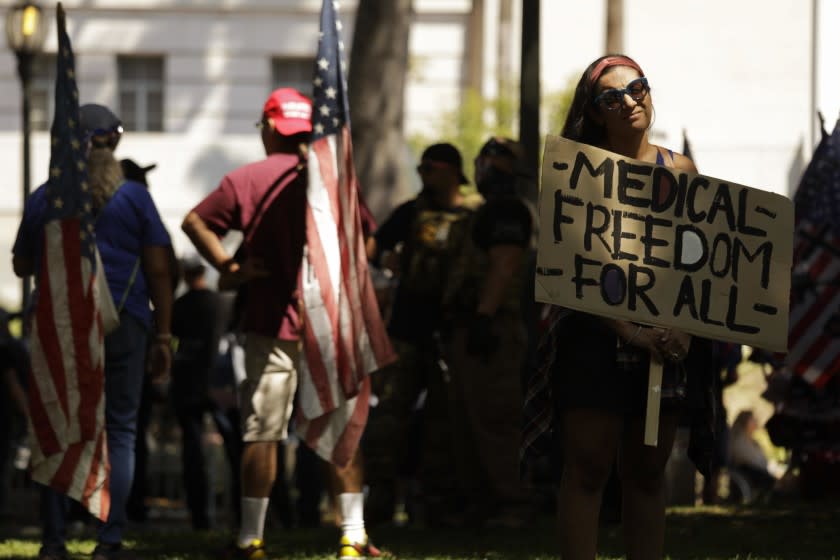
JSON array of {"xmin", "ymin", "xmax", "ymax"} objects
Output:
[{"xmin": 561, "ymin": 53, "xmax": 643, "ymax": 146}]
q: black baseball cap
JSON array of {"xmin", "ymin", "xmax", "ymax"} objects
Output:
[
  {"xmin": 421, "ymin": 143, "xmax": 469, "ymax": 185},
  {"xmin": 120, "ymin": 158, "xmax": 157, "ymax": 185}
]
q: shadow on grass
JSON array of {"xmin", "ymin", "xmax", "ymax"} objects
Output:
[{"xmin": 1, "ymin": 502, "xmax": 839, "ymax": 559}]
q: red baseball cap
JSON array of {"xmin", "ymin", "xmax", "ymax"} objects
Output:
[{"xmin": 262, "ymin": 88, "xmax": 312, "ymax": 136}]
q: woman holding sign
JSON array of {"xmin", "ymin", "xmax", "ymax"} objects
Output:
[{"xmin": 553, "ymin": 54, "xmax": 697, "ymax": 560}]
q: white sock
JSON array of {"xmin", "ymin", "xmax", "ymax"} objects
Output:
[
  {"xmin": 238, "ymin": 497, "xmax": 270, "ymax": 547},
  {"xmin": 338, "ymin": 492, "xmax": 366, "ymax": 543}
]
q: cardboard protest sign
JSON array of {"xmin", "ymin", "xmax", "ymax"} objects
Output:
[{"xmin": 536, "ymin": 135, "xmax": 794, "ymax": 352}]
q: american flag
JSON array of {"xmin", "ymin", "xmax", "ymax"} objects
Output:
[
  {"xmin": 296, "ymin": 0, "xmax": 396, "ymax": 467},
  {"xmin": 785, "ymin": 117, "xmax": 840, "ymax": 387},
  {"xmin": 27, "ymin": 4, "xmax": 110, "ymax": 520}
]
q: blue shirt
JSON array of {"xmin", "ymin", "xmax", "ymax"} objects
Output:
[{"xmin": 13, "ymin": 180, "xmax": 171, "ymax": 327}]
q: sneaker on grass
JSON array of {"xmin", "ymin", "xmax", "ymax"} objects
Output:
[
  {"xmin": 339, "ymin": 534, "xmax": 392, "ymax": 559},
  {"xmin": 218, "ymin": 539, "xmax": 268, "ymax": 560}
]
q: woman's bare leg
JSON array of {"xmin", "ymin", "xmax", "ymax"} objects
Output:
[
  {"xmin": 557, "ymin": 408, "xmax": 622, "ymax": 560},
  {"xmin": 619, "ymin": 412, "xmax": 679, "ymax": 560}
]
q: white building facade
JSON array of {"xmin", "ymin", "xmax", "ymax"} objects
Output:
[{"xmin": 0, "ymin": 0, "xmax": 837, "ymax": 309}]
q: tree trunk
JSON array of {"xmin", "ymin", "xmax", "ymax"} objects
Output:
[
  {"xmin": 605, "ymin": 0, "xmax": 624, "ymax": 54},
  {"xmin": 348, "ymin": 0, "xmax": 413, "ymax": 222},
  {"xmin": 519, "ymin": 0, "xmax": 540, "ymax": 204}
]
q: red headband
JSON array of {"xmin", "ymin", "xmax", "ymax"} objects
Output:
[{"xmin": 589, "ymin": 56, "xmax": 645, "ymax": 86}]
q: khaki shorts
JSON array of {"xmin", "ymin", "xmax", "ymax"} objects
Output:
[{"xmin": 240, "ymin": 334, "xmax": 299, "ymax": 442}]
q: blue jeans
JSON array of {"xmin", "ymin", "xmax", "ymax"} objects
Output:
[{"xmin": 41, "ymin": 312, "xmax": 148, "ymax": 547}]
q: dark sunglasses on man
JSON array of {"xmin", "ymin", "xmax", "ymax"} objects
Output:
[
  {"xmin": 416, "ymin": 160, "xmax": 453, "ymax": 174},
  {"xmin": 594, "ymin": 77, "xmax": 650, "ymax": 111}
]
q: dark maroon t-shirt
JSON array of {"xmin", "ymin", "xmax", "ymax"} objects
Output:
[{"xmin": 192, "ymin": 153, "xmax": 306, "ymax": 341}]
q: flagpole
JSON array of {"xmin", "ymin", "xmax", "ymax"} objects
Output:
[{"xmin": 810, "ymin": 0, "xmax": 818, "ymax": 153}]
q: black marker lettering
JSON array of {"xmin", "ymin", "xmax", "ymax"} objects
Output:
[
  {"xmin": 569, "ymin": 151, "xmax": 615, "ymax": 198},
  {"xmin": 707, "ymin": 183, "xmax": 736, "ymax": 231},
  {"xmin": 572, "ymin": 254, "xmax": 601, "ymax": 299},
  {"xmin": 584, "ymin": 203, "xmax": 612, "ymax": 253},
  {"xmin": 553, "ymin": 190, "xmax": 583, "ymax": 242},
  {"xmin": 628, "ymin": 263, "xmax": 659, "ymax": 315},
  {"xmin": 616, "ymin": 160, "xmax": 652, "ymax": 208},
  {"xmin": 673, "ymin": 275, "xmax": 699, "ymax": 320}
]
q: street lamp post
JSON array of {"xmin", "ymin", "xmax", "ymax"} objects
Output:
[{"xmin": 5, "ymin": 1, "xmax": 47, "ymax": 314}]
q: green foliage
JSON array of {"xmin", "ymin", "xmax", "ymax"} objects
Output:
[
  {"xmin": 408, "ymin": 86, "xmax": 516, "ymax": 188},
  {"xmin": 544, "ymin": 74, "xmax": 579, "ymax": 136},
  {"xmin": 408, "ymin": 77, "xmax": 577, "ymax": 187}
]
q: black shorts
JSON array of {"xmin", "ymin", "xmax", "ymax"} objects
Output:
[{"xmin": 553, "ymin": 349, "xmax": 687, "ymax": 416}]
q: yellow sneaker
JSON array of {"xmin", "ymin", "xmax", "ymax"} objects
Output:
[
  {"xmin": 219, "ymin": 539, "xmax": 267, "ymax": 560},
  {"xmin": 338, "ymin": 534, "xmax": 387, "ymax": 559}
]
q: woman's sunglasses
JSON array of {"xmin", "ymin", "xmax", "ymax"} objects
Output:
[{"xmin": 593, "ymin": 77, "xmax": 650, "ymax": 111}]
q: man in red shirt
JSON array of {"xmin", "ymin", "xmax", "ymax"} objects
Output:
[{"xmin": 182, "ymin": 88, "xmax": 381, "ymax": 560}]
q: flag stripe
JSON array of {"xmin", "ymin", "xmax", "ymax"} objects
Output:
[
  {"xmin": 295, "ymin": 0, "xmax": 395, "ymax": 467},
  {"xmin": 26, "ymin": 367, "xmax": 61, "ymax": 456},
  {"xmin": 49, "ymin": 441, "xmax": 84, "ymax": 494},
  {"xmin": 785, "ymin": 117, "xmax": 840, "ymax": 386},
  {"xmin": 27, "ymin": 5, "xmax": 111, "ymax": 522},
  {"xmin": 64, "ymin": 220, "xmax": 96, "ymax": 441},
  {"xmin": 812, "ymin": 351, "xmax": 840, "ymax": 388},
  {"xmin": 331, "ymin": 376, "xmax": 370, "ymax": 465},
  {"xmin": 35, "ymin": 228, "xmax": 70, "ymax": 423},
  {"xmin": 50, "ymin": 222, "xmax": 79, "ymax": 435},
  {"xmin": 312, "ymin": 137, "xmax": 352, "ymax": 394},
  {"xmin": 335, "ymin": 130, "xmax": 372, "ymax": 385},
  {"xmin": 788, "ymin": 262, "xmax": 840, "ymax": 345}
]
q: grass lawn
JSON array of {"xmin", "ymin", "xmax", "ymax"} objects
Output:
[{"xmin": 2, "ymin": 502, "xmax": 839, "ymax": 559}]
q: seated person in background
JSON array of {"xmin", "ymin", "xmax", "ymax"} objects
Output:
[{"xmin": 728, "ymin": 410, "xmax": 784, "ymax": 492}]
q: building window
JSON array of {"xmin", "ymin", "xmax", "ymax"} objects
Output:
[
  {"xmin": 31, "ymin": 53, "xmax": 57, "ymax": 131},
  {"xmin": 271, "ymin": 57, "xmax": 313, "ymax": 97},
  {"xmin": 118, "ymin": 56, "xmax": 164, "ymax": 132}
]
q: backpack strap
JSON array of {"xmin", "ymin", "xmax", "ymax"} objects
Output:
[
  {"xmin": 233, "ymin": 162, "xmax": 304, "ymax": 263},
  {"xmin": 116, "ymin": 257, "xmax": 141, "ymax": 314},
  {"xmin": 93, "ymin": 183, "xmax": 142, "ymax": 315}
]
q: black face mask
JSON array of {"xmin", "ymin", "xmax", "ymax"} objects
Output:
[{"xmin": 477, "ymin": 165, "xmax": 516, "ymax": 198}]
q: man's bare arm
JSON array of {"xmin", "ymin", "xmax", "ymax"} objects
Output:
[
  {"xmin": 181, "ymin": 211, "xmax": 233, "ymax": 271},
  {"xmin": 143, "ymin": 245, "xmax": 173, "ymax": 379},
  {"xmin": 182, "ymin": 211, "xmax": 268, "ymax": 290}
]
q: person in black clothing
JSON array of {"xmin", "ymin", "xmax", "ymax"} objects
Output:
[
  {"xmin": 441, "ymin": 137, "xmax": 534, "ymax": 527},
  {"xmin": 362, "ymin": 143, "xmax": 475, "ymax": 526},
  {"xmin": 172, "ymin": 256, "xmax": 242, "ymax": 529},
  {"xmin": 0, "ymin": 308, "xmax": 29, "ymax": 517}
]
